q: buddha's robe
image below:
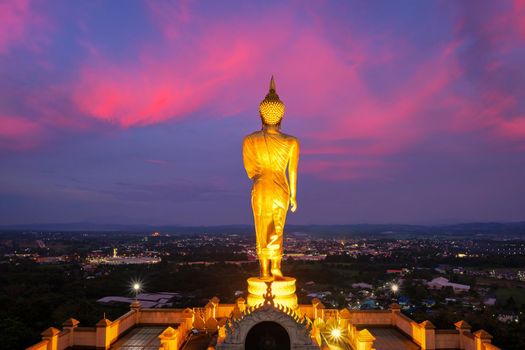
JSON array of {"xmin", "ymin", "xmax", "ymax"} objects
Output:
[{"xmin": 243, "ymin": 129, "xmax": 299, "ymax": 257}]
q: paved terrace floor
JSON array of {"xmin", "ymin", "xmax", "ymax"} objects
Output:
[
  {"xmin": 360, "ymin": 327, "xmax": 421, "ymax": 350},
  {"xmin": 108, "ymin": 325, "xmax": 420, "ymax": 350},
  {"xmin": 110, "ymin": 327, "xmax": 165, "ymax": 350},
  {"xmin": 109, "ymin": 326, "xmax": 212, "ymax": 350}
]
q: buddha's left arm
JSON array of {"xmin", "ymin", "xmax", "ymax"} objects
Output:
[
  {"xmin": 288, "ymin": 139, "xmax": 300, "ymax": 211},
  {"xmin": 242, "ymin": 137, "xmax": 257, "ymax": 179}
]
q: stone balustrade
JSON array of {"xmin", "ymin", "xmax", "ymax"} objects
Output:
[
  {"xmin": 26, "ymin": 297, "xmax": 502, "ymax": 350},
  {"xmin": 25, "ymin": 340, "xmax": 49, "ymax": 350},
  {"xmin": 25, "ymin": 302, "xmax": 193, "ymax": 350}
]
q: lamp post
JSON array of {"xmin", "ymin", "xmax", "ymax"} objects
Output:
[
  {"xmin": 133, "ymin": 283, "xmax": 141, "ymax": 297},
  {"xmin": 130, "ymin": 281, "xmax": 142, "ymax": 311},
  {"xmin": 132, "ymin": 282, "xmax": 142, "ymax": 300}
]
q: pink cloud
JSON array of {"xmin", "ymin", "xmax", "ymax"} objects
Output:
[
  {"xmin": 498, "ymin": 117, "xmax": 525, "ymax": 138},
  {"xmin": 0, "ymin": 0, "xmax": 30, "ymax": 53},
  {"xmin": 147, "ymin": 1, "xmax": 192, "ymax": 41},
  {"xmin": 2, "ymin": 1, "xmax": 523, "ymax": 185},
  {"xmin": 0, "ymin": 115, "xmax": 43, "ymax": 151},
  {"xmin": 65, "ymin": 2, "xmax": 524, "ymax": 181},
  {"xmin": 72, "ymin": 6, "xmax": 396, "ymax": 134},
  {"xmin": 73, "ymin": 29, "xmax": 262, "ymax": 127},
  {"xmin": 433, "ymin": 3, "xmax": 525, "ymax": 154},
  {"xmin": 0, "ymin": 0, "xmax": 50, "ymax": 53},
  {"xmin": 301, "ymin": 38, "xmax": 462, "ymax": 163},
  {"xmin": 513, "ymin": 0, "xmax": 525, "ymax": 39}
]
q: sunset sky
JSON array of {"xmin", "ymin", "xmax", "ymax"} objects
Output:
[{"xmin": 1, "ymin": 0, "xmax": 524, "ymax": 225}]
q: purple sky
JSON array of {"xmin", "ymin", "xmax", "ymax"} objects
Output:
[{"xmin": 0, "ymin": 0, "xmax": 524, "ymax": 225}]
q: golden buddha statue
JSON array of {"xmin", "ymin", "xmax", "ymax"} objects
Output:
[{"xmin": 243, "ymin": 76, "xmax": 300, "ymax": 280}]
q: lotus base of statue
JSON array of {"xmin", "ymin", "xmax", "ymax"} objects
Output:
[{"xmin": 246, "ymin": 276, "xmax": 298, "ymax": 309}]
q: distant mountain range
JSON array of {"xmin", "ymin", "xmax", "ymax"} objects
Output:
[{"xmin": 1, "ymin": 222, "xmax": 525, "ymax": 238}]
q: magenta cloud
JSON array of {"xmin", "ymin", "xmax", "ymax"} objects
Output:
[{"xmin": 1, "ymin": 1, "xmax": 524, "ymax": 181}]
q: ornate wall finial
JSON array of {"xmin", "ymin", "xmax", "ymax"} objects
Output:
[{"xmin": 263, "ymin": 281, "xmax": 275, "ymax": 306}]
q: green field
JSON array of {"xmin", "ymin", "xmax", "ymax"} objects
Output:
[{"xmin": 494, "ymin": 287, "xmax": 525, "ymax": 306}]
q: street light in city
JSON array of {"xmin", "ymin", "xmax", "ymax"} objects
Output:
[
  {"xmin": 130, "ymin": 279, "xmax": 143, "ymax": 299},
  {"xmin": 391, "ymin": 284, "xmax": 399, "ymax": 293}
]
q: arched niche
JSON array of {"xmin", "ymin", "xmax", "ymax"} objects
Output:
[
  {"xmin": 245, "ymin": 321, "xmax": 290, "ymax": 350},
  {"xmin": 217, "ymin": 304, "xmax": 319, "ymax": 350}
]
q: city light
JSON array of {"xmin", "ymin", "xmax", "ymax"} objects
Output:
[{"xmin": 391, "ymin": 284, "xmax": 399, "ymax": 293}]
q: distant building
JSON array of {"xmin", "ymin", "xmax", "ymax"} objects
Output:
[
  {"xmin": 398, "ymin": 296, "xmax": 411, "ymax": 307},
  {"xmin": 97, "ymin": 292, "xmax": 180, "ymax": 308},
  {"xmin": 435, "ymin": 267, "xmax": 447, "ymax": 274},
  {"xmin": 422, "ymin": 298, "xmax": 436, "ymax": 308},
  {"xmin": 497, "ymin": 313, "xmax": 519, "ymax": 323},
  {"xmin": 285, "ymin": 253, "xmax": 326, "ymax": 261},
  {"xmin": 427, "ymin": 277, "xmax": 470, "ymax": 293},
  {"xmin": 484, "ymin": 298, "xmax": 497, "ymax": 306},
  {"xmin": 86, "ymin": 253, "xmax": 161, "ymax": 265},
  {"xmin": 306, "ymin": 291, "xmax": 332, "ymax": 299},
  {"xmin": 35, "ymin": 256, "xmax": 67, "ymax": 264},
  {"xmin": 518, "ymin": 270, "xmax": 525, "ymax": 282},
  {"xmin": 359, "ymin": 299, "xmax": 378, "ymax": 310}
]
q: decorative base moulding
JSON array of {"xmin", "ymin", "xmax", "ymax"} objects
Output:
[{"xmin": 246, "ymin": 276, "xmax": 298, "ymax": 309}]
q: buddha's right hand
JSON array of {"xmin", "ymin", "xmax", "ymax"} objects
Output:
[{"xmin": 290, "ymin": 197, "xmax": 297, "ymax": 212}]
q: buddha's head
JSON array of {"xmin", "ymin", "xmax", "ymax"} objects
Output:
[{"xmin": 259, "ymin": 76, "xmax": 285, "ymax": 127}]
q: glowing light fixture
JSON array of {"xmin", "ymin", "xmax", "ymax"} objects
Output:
[
  {"xmin": 391, "ymin": 284, "xmax": 399, "ymax": 293},
  {"xmin": 331, "ymin": 328, "xmax": 342, "ymax": 339},
  {"xmin": 130, "ymin": 279, "xmax": 143, "ymax": 298},
  {"xmin": 326, "ymin": 325, "xmax": 345, "ymax": 343}
]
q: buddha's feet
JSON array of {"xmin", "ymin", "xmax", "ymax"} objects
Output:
[{"xmin": 271, "ymin": 268, "xmax": 283, "ymax": 279}]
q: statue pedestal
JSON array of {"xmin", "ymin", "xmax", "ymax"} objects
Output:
[{"xmin": 246, "ymin": 276, "xmax": 298, "ymax": 309}]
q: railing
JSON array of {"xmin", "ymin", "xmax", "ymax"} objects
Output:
[
  {"xmin": 108, "ymin": 310, "xmax": 136, "ymax": 344},
  {"xmin": 463, "ymin": 332, "xmax": 476, "ymax": 350},
  {"xmin": 56, "ymin": 330, "xmax": 70, "ymax": 349},
  {"xmin": 25, "ymin": 340, "xmax": 48, "ymax": 350},
  {"xmin": 435, "ymin": 329, "xmax": 460, "ymax": 349},
  {"xmin": 25, "ymin": 303, "xmax": 500, "ymax": 350},
  {"xmin": 140, "ymin": 309, "xmax": 186, "ymax": 325},
  {"xmin": 350, "ymin": 310, "xmax": 392, "ymax": 326},
  {"xmin": 74, "ymin": 327, "xmax": 97, "ymax": 347},
  {"xmin": 393, "ymin": 312, "xmax": 414, "ymax": 337}
]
